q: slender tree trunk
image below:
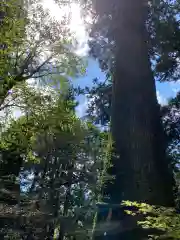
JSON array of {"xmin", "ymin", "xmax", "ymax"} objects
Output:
[
  {"xmin": 93, "ymin": 0, "xmax": 175, "ymax": 239},
  {"xmin": 0, "ymin": 149, "xmax": 22, "ymax": 238},
  {"xmin": 58, "ymin": 166, "xmax": 73, "ymax": 240}
]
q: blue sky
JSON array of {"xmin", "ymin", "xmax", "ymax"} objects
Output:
[
  {"xmin": 74, "ymin": 58, "xmax": 180, "ymax": 118},
  {"xmin": 74, "ymin": 58, "xmax": 105, "ymax": 117}
]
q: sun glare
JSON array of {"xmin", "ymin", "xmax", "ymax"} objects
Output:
[
  {"xmin": 41, "ymin": 0, "xmax": 69, "ymax": 21},
  {"xmin": 41, "ymin": 0, "xmax": 89, "ymax": 56}
]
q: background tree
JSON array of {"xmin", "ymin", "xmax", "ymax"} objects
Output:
[
  {"xmin": 0, "ymin": 81, "xmax": 108, "ymax": 239},
  {"xmin": 0, "ymin": 0, "xmax": 84, "ymax": 110}
]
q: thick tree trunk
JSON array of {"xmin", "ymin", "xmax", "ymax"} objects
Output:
[
  {"xmin": 93, "ymin": 0, "xmax": 175, "ymax": 239},
  {"xmin": 105, "ymin": 0, "xmax": 175, "ymax": 206}
]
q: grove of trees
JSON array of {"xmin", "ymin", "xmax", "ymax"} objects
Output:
[{"xmin": 0, "ymin": 0, "xmax": 179, "ymax": 239}]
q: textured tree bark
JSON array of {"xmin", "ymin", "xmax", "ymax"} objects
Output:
[
  {"xmin": 93, "ymin": 0, "xmax": 175, "ymax": 239},
  {"xmin": 104, "ymin": 0, "xmax": 175, "ymax": 206}
]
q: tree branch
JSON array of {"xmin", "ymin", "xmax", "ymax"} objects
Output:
[{"xmin": 21, "ymin": 55, "xmax": 54, "ymax": 81}]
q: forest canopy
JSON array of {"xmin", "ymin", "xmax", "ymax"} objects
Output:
[{"xmin": 0, "ymin": 0, "xmax": 179, "ymax": 239}]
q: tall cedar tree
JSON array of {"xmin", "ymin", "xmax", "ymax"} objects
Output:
[{"xmin": 91, "ymin": 0, "xmax": 175, "ymax": 239}]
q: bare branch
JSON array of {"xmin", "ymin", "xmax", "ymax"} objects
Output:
[
  {"xmin": 22, "ymin": 54, "xmax": 54, "ymax": 81},
  {"xmin": 29, "ymin": 71, "xmax": 63, "ymax": 79},
  {"xmin": 18, "ymin": 41, "xmax": 42, "ymax": 78},
  {"xmin": 0, "ymin": 103, "xmax": 26, "ymax": 112}
]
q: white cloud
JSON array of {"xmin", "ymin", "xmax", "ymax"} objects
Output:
[
  {"xmin": 76, "ymin": 98, "xmax": 88, "ymax": 118},
  {"xmin": 156, "ymin": 91, "xmax": 167, "ymax": 106}
]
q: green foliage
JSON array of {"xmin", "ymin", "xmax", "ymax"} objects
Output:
[
  {"xmin": 161, "ymin": 92, "xmax": 180, "ymax": 174},
  {"xmin": 0, "ymin": 83, "xmax": 84, "ymax": 158},
  {"xmin": 0, "ymin": 82, "xmax": 109, "ymax": 238},
  {"xmin": 123, "ymin": 200, "xmax": 180, "ymax": 239},
  {"xmin": 0, "ymin": 0, "xmax": 85, "ymax": 111},
  {"xmin": 0, "ymin": 0, "xmax": 27, "ymax": 95},
  {"xmin": 149, "ymin": 0, "xmax": 180, "ymax": 81},
  {"xmin": 0, "ymin": 87, "xmax": 83, "ymax": 237}
]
